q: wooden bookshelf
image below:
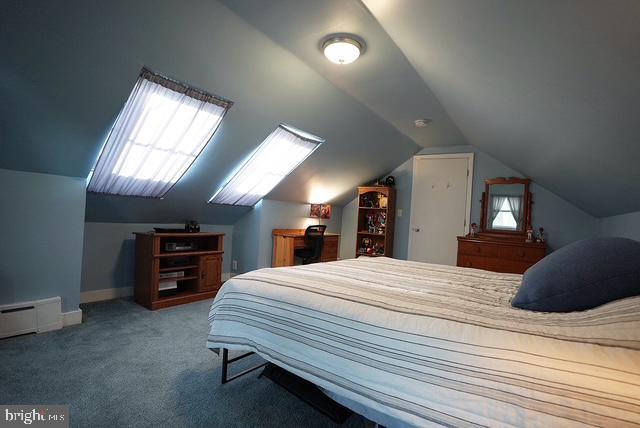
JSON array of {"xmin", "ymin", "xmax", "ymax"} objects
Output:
[
  {"xmin": 133, "ymin": 232, "xmax": 224, "ymax": 310},
  {"xmin": 356, "ymin": 186, "xmax": 396, "ymax": 258}
]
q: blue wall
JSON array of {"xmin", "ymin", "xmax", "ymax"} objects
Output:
[
  {"xmin": 0, "ymin": 169, "xmax": 86, "ymax": 312},
  {"xmin": 341, "ymin": 145, "xmax": 600, "ymax": 260},
  {"xmin": 600, "ymin": 211, "xmax": 640, "ymax": 241},
  {"xmin": 232, "ymin": 199, "xmax": 342, "ymax": 274},
  {"xmin": 81, "ymin": 223, "xmax": 233, "ymax": 294}
]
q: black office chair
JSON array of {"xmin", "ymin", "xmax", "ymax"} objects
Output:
[{"xmin": 294, "ymin": 225, "xmax": 327, "ymax": 265}]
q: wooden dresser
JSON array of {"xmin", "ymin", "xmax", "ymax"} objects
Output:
[{"xmin": 457, "ymin": 236, "xmax": 546, "ymax": 274}]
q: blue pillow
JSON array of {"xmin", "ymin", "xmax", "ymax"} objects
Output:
[{"xmin": 512, "ymin": 237, "xmax": 640, "ymax": 312}]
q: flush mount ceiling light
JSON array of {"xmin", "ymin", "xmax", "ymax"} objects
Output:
[{"xmin": 322, "ymin": 35, "xmax": 364, "ymax": 65}]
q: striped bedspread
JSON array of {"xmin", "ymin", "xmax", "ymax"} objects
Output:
[{"xmin": 206, "ymin": 257, "xmax": 640, "ymax": 427}]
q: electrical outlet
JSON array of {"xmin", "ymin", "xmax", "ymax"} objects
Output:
[
  {"xmin": 397, "ymin": 208, "xmax": 403, "ymax": 217},
  {"xmin": 232, "ymin": 260, "xmax": 238, "ymax": 270}
]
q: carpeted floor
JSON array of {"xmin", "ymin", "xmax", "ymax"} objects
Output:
[{"xmin": 0, "ymin": 298, "xmax": 365, "ymax": 427}]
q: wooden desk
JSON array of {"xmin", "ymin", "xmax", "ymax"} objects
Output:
[{"xmin": 272, "ymin": 229, "xmax": 340, "ymax": 267}]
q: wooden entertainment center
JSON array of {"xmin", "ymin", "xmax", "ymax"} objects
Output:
[{"xmin": 133, "ymin": 232, "xmax": 224, "ymax": 310}]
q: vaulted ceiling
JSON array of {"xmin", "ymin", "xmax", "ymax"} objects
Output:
[
  {"xmin": 2, "ymin": 0, "xmax": 639, "ymax": 221},
  {"xmin": 363, "ymin": 0, "xmax": 640, "ymax": 217},
  {"xmin": 0, "ymin": 0, "xmax": 427, "ymax": 223}
]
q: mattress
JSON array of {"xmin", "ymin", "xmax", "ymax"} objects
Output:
[{"xmin": 206, "ymin": 257, "xmax": 640, "ymax": 427}]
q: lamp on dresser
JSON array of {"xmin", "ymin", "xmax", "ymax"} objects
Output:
[{"xmin": 457, "ymin": 177, "xmax": 546, "ymax": 274}]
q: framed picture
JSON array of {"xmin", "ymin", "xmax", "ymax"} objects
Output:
[{"xmin": 310, "ymin": 204, "xmax": 331, "ymax": 219}]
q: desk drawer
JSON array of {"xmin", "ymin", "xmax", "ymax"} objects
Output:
[
  {"xmin": 321, "ymin": 236, "xmax": 339, "ymax": 261},
  {"xmin": 498, "ymin": 246, "xmax": 545, "ymax": 263},
  {"xmin": 458, "ymin": 241, "xmax": 499, "ymax": 257}
]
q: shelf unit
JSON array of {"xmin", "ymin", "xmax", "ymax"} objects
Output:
[
  {"xmin": 133, "ymin": 232, "xmax": 224, "ymax": 310},
  {"xmin": 356, "ymin": 186, "xmax": 396, "ymax": 258}
]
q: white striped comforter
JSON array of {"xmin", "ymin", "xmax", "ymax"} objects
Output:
[{"xmin": 206, "ymin": 257, "xmax": 640, "ymax": 427}]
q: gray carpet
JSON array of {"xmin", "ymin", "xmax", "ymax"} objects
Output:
[{"xmin": 0, "ymin": 298, "xmax": 365, "ymax": 427}]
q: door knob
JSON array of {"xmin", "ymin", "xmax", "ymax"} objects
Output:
[{"xmin": 412, "ymin": 227, "xmax": 421, "ymax": 232}]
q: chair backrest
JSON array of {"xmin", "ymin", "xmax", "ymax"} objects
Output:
[{"xmin": 304, "ymin": 225, "xmax": 327, "ymax": 258}]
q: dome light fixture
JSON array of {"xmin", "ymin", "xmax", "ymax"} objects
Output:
[{"xmin": 322, "ymin": 35, "xmax": 364, "ymax": 65}]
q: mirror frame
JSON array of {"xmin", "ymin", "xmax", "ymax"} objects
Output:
[{"xmin": 480, "ymin": 177, "xmax": 532, "ymax": 240}]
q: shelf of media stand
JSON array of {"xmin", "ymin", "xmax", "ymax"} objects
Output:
[
  {"xmin": 158, "ymin": 275, "xmax": 199, "ymax": 283},
  {"xmin": 159, "ymin": 265, "xmax": 199, "ymax": 273},
  {"xmin": 155, "ymin": 250, "xmax": 223, "ymax": 258}
]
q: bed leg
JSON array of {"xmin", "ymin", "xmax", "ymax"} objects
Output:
[
  {"xmin": 221, "ymin": 348, "xmax": 230, "ymax": 384},
  {"xmin": 220, "ymin": 348, "xmax": 267, "ymax": 384}
]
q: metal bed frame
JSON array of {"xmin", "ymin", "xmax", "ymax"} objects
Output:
[{"xmin": 219, "ymin": 349, "xmax": 266, "ymax": 384}]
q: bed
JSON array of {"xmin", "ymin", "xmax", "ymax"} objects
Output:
[{"xmin": 206, "ymin": 257, "xmax": 640, "ymax": 427}]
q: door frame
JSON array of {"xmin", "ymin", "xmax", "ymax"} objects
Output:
[{"xmin": 407, "ymin": 153, "xmax": 475, "ymax": 261}]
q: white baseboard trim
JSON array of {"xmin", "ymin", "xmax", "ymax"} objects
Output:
[
  {"xmin": 80, "ymin": 287, "xmax": 133, "ymax": 304},
  {"xmin": 62, "ymin": 309, "xmax": 83, "ymax": 327}
]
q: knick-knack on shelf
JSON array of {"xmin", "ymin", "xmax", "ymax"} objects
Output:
[
  {"xmin": 367, "ymin": 214, "xmax": 375, "ymax": 233},
  {"xmin": 470, "ymin": 222, "xmax": 478, "ymax": 238}
]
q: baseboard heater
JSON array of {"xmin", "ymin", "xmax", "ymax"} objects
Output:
[{"xmin": 0, "ymin": 297, "xmax": 62, "ymax": 339}]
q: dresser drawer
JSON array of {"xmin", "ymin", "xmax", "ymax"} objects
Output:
[
  {"xmin": 498, "ymin": 245, "xmax": 545, "ymax": 263},
  {"xmin": 458, "ymin": 241, "xmax": 499, "ymax": 257},
  {"xmin": 457, "ymin": 255, "xmax": 500, "ymax": 272},
  {"xmin": 498, "ymin": 259, "xmax": 535, "ymax": 274}
]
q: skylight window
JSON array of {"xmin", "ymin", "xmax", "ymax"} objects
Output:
[
  {"xmin": 209, "ymin": 125, "xmax": 323, "ymax": 206},
  {"xmin": 87, "ymin": 68, "xmax": 232, "ymax": 198}
]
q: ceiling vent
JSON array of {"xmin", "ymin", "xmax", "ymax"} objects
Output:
[{"xmin": 414, "ymin": 119, "xmax": 432, "ymax": 128}]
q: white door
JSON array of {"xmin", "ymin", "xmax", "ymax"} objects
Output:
[{"xmin": 408, "ymin": 155, "xmax": 473, "ymax": 265}]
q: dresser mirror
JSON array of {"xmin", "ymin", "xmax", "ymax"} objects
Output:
[{"xmin": 480, "ymin": 177, "xmax": 532, "ymax": 240}]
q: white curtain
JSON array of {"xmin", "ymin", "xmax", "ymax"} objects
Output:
[
  {"xmin": 210, "ymin": 126, "xmax": 321, "ymax": 206},
  {"xmin": 87, "ymin": 69, "xmax": 230, "ymax": 197},
  {"xmin": 507, "ymin": 196, "xmax": 522, "ymax": 228},
  {"xmin": 490, "ymin": 195, "xmax": 507, "ymax": 225}
]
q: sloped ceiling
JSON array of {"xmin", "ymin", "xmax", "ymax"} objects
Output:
[
  {"xmin": 363, "ymin": 0, "xmax": 640, "ymax": 217},
  {"xmin": 0, "ymin": 0, "xmax": 425, "ymax": 224},
  {"xmin": 221, "ymin": 0, "xmax": 466, "ymax": 149},
  {"xmin": 3, "ymin": 0, "xmax": 638, "ymax": 221}
]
